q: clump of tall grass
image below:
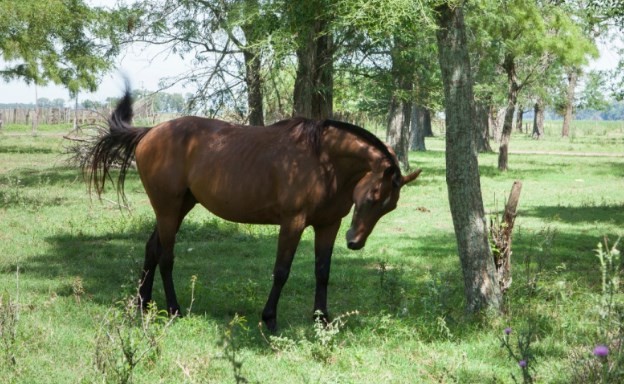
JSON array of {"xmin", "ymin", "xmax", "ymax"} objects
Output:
[
  {"xmin": 569, "ymin": 238, "xmax": 623, "ymax": 383},
  {"xmin": 93, "ymin": 297, "xmax": 174, "ymax": 384},
  {"xmin": 0, "ymin": 268, "xmax": 22, "ymax": 380},
  {"xmin": 260, "ymin": 310, "xmax": 359, "ymax": 364}
]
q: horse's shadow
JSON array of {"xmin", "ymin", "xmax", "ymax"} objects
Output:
[{"xmin": 22, "ymin": 213, "xmax": 472, "ymax": 343}]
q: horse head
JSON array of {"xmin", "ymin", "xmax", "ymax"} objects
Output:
[{"xmin": 346, "ymin": 166, "xmax": 421, "ymax": 250}]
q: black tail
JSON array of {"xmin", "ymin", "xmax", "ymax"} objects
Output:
[{"xmin": 83, "ymin": 86, "xmax": 149, "ymax": 206}]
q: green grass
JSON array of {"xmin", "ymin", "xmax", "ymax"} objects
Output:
[
  {"xmin": 427, "ymin": 119, "xmax": 624, "ymax": 154},
  {"xmin": 1, "ymin": 122, "xmax": 623, "ymax": 383}
]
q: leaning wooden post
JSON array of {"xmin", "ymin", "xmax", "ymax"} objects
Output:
[{"xmin": 490, "ymin": 180, "xmax": 522, "ymax": 293}]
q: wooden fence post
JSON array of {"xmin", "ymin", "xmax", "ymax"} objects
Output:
[{"xmin": 490, "ymin": 180, "xmax": 523, "ymax": 293}]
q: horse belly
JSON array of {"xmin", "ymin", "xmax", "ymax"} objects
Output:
[{"xmin": 190, "ymin": 176, "xmax": 285, "ymax": 225}]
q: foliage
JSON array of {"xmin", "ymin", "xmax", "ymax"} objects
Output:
[
  {"xmin": 117, "ymin": 0, "xmax": 278, "ymax": 118},
  {"xmin": 467, "ymin": 0, "xmax": 599, "ymax": 115},
  {"xmin": 0, "ymin": 0, "xmax": 120, "ymax": 95}
]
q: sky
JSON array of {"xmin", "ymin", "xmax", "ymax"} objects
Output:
[{"xmin": 0, "ymin": 43, "xmax": 194, "ymax": 104}]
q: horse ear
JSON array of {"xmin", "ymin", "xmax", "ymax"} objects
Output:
[
  {"xmin": 383, "ymin": 165, "xmax": 402, "ymax": 187},
  {"xmin": 401, "ymin": 168, "xmax": 422, "ymax": 186},
  {"xmin": 383, "ymin": 165, "xmax": 398, "ymax": 178}
]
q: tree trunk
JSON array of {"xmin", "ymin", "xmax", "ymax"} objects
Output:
[
  {"xmin": 423, "ymin": 108, "xmax": 433, "ymax": 137},
  {"xmin": 498, "ymin": 53, "xmax": 520, "ymax": 171},
  {"xmin": 435, "ymin": 2, "xmax": 502, "ymax": 314},
  {"xmin": 515, "ymin": 105, "xmax": 524, "ymax": 133},
  {"xmin": 490, "ymin": 181, "xmax": 522, "ymax": 294},
  {"xmin": 489, "ymin": 105, "xmax": 504, "ymax": 142},
  {"xmin": 561, "ymin": 68, "xmax": 578, "ymax": 138},
  {"xmin": 532, "ymin": 98, "xmax": 545, "ymax": 139},
  {"xmin": 32, "ymin": 85, "xmax": 38, "ymax": 136},
  {"xmin": 386, "ymin": 36, "xmax": 412, "ymax": 168},
  {"xmin": 293, "ymin": 16, "xmax": 333, "ymax": 120},
  {"xmin": 387, "ymin": 92, "xmax": 411, "ymax": 168},
  {"xmin": 410, "ymin": 103, "xmax": 427, "ymax": 151},
  {"xmin": 242, "ymin": 49, "xmax": 265, "ymax": 126},
  {"xmin": 240, "ymin": 0, "xmax": 265, "ymax": 126},
  {"xmin": 475, "ymin": 102, "xmax": 492, "ymax": 152}
]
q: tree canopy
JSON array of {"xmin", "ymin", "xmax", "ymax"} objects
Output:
[{"xmin": 0, "ymin": 0, "xmax": 121, "ymax": 96}]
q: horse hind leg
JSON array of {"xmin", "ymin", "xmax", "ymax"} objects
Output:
[
  {"xmin": 138, "ymin": 229, "xmax": 161, "ymax": 310},
  {"xmin": 143, "ymin": 190, "xmax": 196, "ymax": 316}
]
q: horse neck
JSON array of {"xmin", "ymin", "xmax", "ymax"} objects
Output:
[{"xmin": 321, "ymin": 126, "xmax": 389, "ymax": 180}]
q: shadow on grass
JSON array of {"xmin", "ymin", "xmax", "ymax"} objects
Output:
[
  {"xmin": 0, "ymin": 144, "xmax": 59, "ymax": 155},
  {"xmin": 2, "ymin": 166, "xmax": 82, "ymax": 187},
  {"xmin": 13, "ymin": 214, "xmax": 473, "ymax": 342},
  {"xmin": 524, "ymin": 204, "xmax": 624, "ymax": 226},
  {"xmin": 12, "ymin": 199, "xmax": 612, "ymax": 351}
]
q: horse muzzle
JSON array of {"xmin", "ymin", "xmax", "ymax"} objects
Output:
[{"xmin": 346, "ymin": 228, "xmax": 366, "ymax": 250}]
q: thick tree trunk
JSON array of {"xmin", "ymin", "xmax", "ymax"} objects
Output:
[
  {"xmin": 386, "ymin": 36, "xmax": 412, "ymax": 168},
  {"xmin": 423, "ymin": 108, "xmax": 433, "ymax": 137},
  {"xmin": 409, "ymin": 103, "xmax": 426, "ymax": 151},
  {"xmin": 475, "ymin": 102, "xmax": 493, "ymax": 152},
  {"xmin": 387, "ymin": 93, "xmax": 411, "ymax": 168},
  {"xmin": 293, "ymin": 17, "xmax": 333, "ymax": 120},
  {"xmin": 435, "ymin": 3, "xmax": 502, "ymax": 314},
  {"xmin": 532, "ymin": 98, "xmax": 545, "ymax": 139},
  {"xmin": 498, "ymin": 53, "xmax": 520, "ymax": 171},
  {"xmin": 561, "ymin": 68, "xmax": 578, "ymax": 137},
  {"xmin": 489, "ymin": 105, "xmax": 504, "ymax": 142},
  {"xmin": 242, "ymin": 49, "xmax": 265, "ymax": 126}
]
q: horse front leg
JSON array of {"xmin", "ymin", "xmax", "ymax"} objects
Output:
[
  {"xmin": 262, "ymin": 219, "xmax": 305, "ymax": 332},
  {"xmin": 312, "ymin": 221, "xmax": 341, "ymax": 324}
]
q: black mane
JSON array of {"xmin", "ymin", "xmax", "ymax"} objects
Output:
[
  {"xmin": 271, "ymin": 117, "xmax": 400, "ymax": 172},
  {"xmin": 323, "ymin": 119, "xmax": 399, "ymax": 170}
]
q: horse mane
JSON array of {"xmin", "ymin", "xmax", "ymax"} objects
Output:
[
  {"xmin": 323, "ymin": 120, "xmax": 399, "ymax": 169},
  {"xmin": 270, "ymin": 117, "xmax": 400, "ymax": 171}
]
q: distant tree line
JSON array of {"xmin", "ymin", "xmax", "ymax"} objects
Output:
[{"xmin": 0, "ymin": 91, "xmax": 190, "ymax": 114}]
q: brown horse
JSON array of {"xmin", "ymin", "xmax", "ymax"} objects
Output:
[{"xmin": 85, "ymin": 89, "xmax": 420, "ymax": 331}]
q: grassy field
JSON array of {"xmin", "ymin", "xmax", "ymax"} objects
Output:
[{"xmin": 0, "ymin": 121, "xmax": 623, "ymax": 383}]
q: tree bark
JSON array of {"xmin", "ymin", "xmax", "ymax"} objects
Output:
[
  {"xmin": 386, "ymin": 36, "xmax": 412, "ymax": 168},
  {"xmin": 515, "ymin": 105, "xmax": 524, "ymax": 133},
  {"xmin": 490, "ymin": 181, "xmax": 522, "ymax": 294},
  {"xmin": 293, "ymin": 16, "xmax": 333, "ymax": 120},
  {"xmin": 498, "ymin": 53, "xmax": 520, "ymax": 171},
  {"xmin": 532, "ymin": 98, "xmax": 545, "ymax": 139},
  {"xmin": 561, "ymin": 68, "xmax": 578, "ymax": 138},
  {"xmin": 489, "ymin": 105, "xmax": 504, "ymax": 142},
  {"xmin": 410, "ymin": 103, "xmax": 427, "ymax": 151},
  {"xmin": 387, "ymin": 91, "xmax": 411, "ymax": 168},
  {"xmin": 435, "ymin": 2, "xmax": 502, "ymax": 314},
  {"xmin": 475, "ymin": 102, "xmax": 493, "ymax": 152},
  {"xmin": 423, "ymin": 108, "xmax": 433, "ymax": 137},
  {"xmin": 242, "ymin": 49, "xmax": 265, "ymax": 126}
]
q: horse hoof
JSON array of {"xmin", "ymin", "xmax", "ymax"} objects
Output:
[
  {"xmin": 169, "ymin": 307, "xmax": 183, "ymax": 318},
  {"xmin": 263, "ymin": 317, "xmax": 277, "ymax": 333}
]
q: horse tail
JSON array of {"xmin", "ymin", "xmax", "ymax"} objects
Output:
[{"xmin": 83, "ymin": 87, "xmax": 150, "ymax": 206}]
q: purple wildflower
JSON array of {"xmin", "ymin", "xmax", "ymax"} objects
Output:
[
  {"xmin": 504, "ymin": 327, "xmax": 512, "ymax": 335},
  {"xmin": 593, "ymin": 345, "xmax": 609, "ymax": 357},
  {"xmin": 518, "ymin": 360, "xmax": 527, "ymax": 368}
]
